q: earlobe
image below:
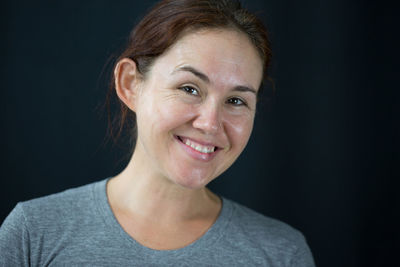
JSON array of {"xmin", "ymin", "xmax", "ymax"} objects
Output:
[{"xmin": 114, "ymin": 58, "xmax": 141, "ymax": 112}]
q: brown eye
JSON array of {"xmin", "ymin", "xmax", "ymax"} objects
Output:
[
  {"xmin": 227, "ymin": 97, "xmax": 247, "ymax": 106},
  {"xmin": 180, "ymin": 86, "xmax": 199, "ymax": 96}
]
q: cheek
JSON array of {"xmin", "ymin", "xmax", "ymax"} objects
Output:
[
  {"xmin": 225, "ymin": 114, "xmax": 254, "ymax": 148},
  {"xmin": 139, "ymin": 94, "xmax": 197, "ymax": 134}
]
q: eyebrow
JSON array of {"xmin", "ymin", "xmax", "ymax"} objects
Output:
[
  {"xmin": 172, "ymin": 65, "xmax": 257, "ymax": 95},
  {"xmin": 173, "ymin": 66, "xmax": 210, "ymax": 83}
]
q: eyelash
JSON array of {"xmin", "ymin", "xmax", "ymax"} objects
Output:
[
  {"xmin": 227, "ymin": 97, "xmax": 247, "ymax": 107},
  {"xmin": 179, "ymin": 85, "xmax": 199, "ymax": 96},
  {"xmin": 179, "ymin": 86, "xmax": 248, "ymax": 107}
]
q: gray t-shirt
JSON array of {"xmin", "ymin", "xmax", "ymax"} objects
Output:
[{"xmin": 0, "ymin": 179, "xmax": 315, "ymax": 266}]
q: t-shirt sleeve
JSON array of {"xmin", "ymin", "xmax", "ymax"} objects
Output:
[
  {"xmin": 290, "ymin": 233, "xmax": 316, "ymax": 267},
  {"xmin": 0, "ymin": 203, "xmax": 30, "ymax": 267}
]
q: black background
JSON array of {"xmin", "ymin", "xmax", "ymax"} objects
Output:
[{"xmin": 1, "ymin": 0, "xmax": 398, "ymax": 266}]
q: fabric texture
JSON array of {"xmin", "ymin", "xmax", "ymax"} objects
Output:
[{"xmin": 0, "ymin": 179, "xmax": 315, "ymax": 266}]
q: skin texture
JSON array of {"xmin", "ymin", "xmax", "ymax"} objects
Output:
[{"xmin": 108, "ymin": 29, "xmax": 263, "ymax": 250}]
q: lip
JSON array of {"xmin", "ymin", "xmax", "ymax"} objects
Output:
[{"xmin": 175, "ymin": 135, "xmax": 220, "ymax": 162}]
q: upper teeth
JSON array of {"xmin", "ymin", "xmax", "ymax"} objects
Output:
[{"xmin": 184, "ymin": 139, "xmax": 215, "ymax": 153}]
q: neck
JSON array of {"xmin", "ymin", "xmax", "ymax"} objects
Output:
[{"xmin": 107, "ymin": 145, "xmax": 221, "ymax": 223}]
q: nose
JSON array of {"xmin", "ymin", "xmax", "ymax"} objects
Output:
[{"xmin": 192, "ymin": 103, "xmax": 222, "ymax": 135}]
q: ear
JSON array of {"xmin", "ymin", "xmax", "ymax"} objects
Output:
[{"xmin": 114, "ymin": 58, "xmax": 142, "ymax": 112}]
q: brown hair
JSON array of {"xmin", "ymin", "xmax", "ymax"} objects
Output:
[{"xmin": 106, "ymin": 0, "xmax": 272, "ymax": 148}]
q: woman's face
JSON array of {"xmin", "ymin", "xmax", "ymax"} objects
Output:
[{"xmin": 133, "ymin": 29, "xmax": 263, "ymax": 189}]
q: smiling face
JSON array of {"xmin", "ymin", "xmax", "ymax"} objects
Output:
[{"xmin": 131, "ymin": 29, "xmax": 263, "ymax": 189}]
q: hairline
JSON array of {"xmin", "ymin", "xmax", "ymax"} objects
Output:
[{"xmin": 139, "ymin": 25, "xmax": 265, "ymax": 79}]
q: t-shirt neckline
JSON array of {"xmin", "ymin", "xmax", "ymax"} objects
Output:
[{"xmin": 93, "ymin": 178, "xmax": 233, "ymax": 256}]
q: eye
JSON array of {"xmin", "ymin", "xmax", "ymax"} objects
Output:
[
  {"xmin": 179, "ymin": 86, "xmax": 199, "ymax": 96},
  {"xmin": 227, "ymin": 97, "xmax": 247, "ymax": 106}
]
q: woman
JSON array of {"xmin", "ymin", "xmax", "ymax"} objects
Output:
[{"xmin": 0, "ymin": 0, "xmax": 315, "ymax": 266}]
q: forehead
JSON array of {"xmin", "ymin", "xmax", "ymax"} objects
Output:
[{"xmin": 150, "ymin": 29, "xmax": 264, "ymax": 90}]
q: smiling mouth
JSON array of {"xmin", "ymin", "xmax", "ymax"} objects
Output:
[{"xmin": 176, "ymin": 136, "xmax": 219, "ymax": 154}]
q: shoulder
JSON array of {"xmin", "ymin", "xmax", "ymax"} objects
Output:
[
  {"xmin": 0, "ymin": 179, "xmax": 108, "ymax": 266},
  {"xmin": 20, "ymin": 180, "xmax": 97, "ymax": 210},
  {"xmin": 225, "ymin": 198, "xmax": 305, "ymax": 244},
  {"xmin": 221, "ymin": 198, "xmax": 314, "ymax": 264},
  {"xmin": 16, "ymin": 179, "xmax": 106, "ymax": 230}
]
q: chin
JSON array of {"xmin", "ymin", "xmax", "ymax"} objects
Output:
[{"xmin": 170, "ymin": 169, "xmax": 216, "ymax": 190}]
